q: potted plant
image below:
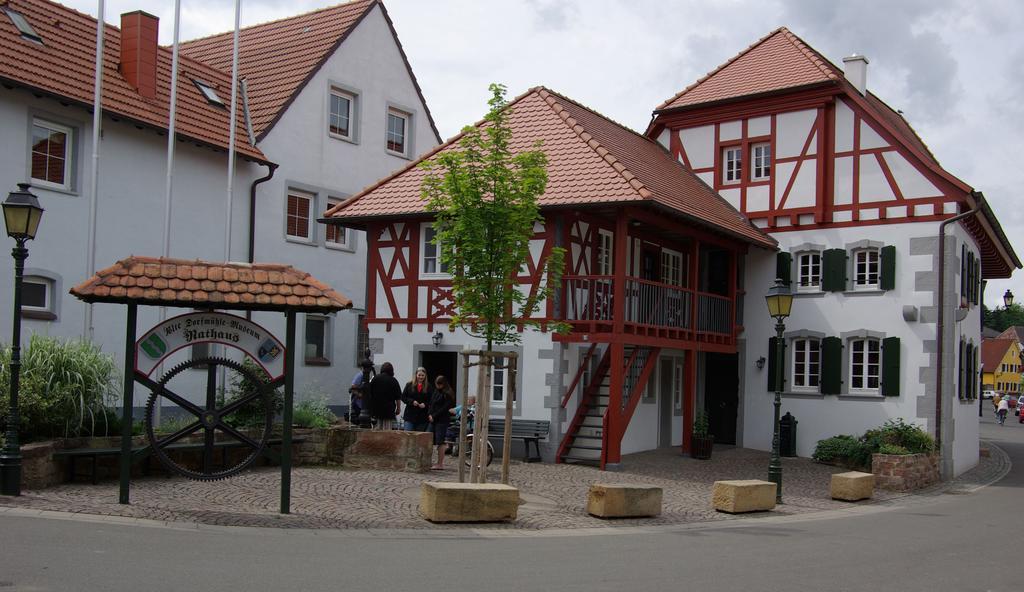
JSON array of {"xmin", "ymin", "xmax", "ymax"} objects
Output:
[{"xmin": 690, "ymin": 409, "xmax": 713, "ymax": 460}]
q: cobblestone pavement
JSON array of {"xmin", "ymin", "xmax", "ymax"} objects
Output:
[{"xmin": 0, "ymin": 443, "xmax": 1005, "ymax": 532}]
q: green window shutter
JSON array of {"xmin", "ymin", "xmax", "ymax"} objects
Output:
[
  {"xmin": 882, "ymin": 336, "xmax": 901, "ymax": 397},
  {"xmin": 776, "ymin": 252, "xmax": 792, "ymax": 286},
  {"xmin": 880, "ymin": 245, "xmax": 896, "ymax": 291},
  {"xmin": 957, "ymin": 339, "xmax": 965, "ymax": 400},
  {"xmin": 822, "ymin": 249, "xmax": 846, "ymax": 292},
  {"xmin": 765, "ymin": 335, "xmax": 786, "ymax": 391},
  {"xmin": 821, "ymin": 336, "xmax": 842, "ymax": 395}
]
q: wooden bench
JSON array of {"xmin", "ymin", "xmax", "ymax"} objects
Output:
[
  {"xmin": 486, "ymin": 418, "xmax": 549, "ymax": 462},
  {"xmin": 52, "ymin": 437, "xmax": 305, "ymax": 484}
]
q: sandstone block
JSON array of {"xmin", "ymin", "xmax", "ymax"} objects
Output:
[
  {"xmin": 830, "ymin": 471, "xmax": 874, "ymax": 501},
  {"xmin": 587, "ymin": 483, "xmax": 662, "ymax": 518},
  {"xmin": 712, "ymin": 479, "xmax": 776, "ymax": 513},
  {"xmin": 420, "ymin": 482, "xmax": 519, "ymax": 523}
]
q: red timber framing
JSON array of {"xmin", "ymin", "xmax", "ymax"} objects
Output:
[{"xmin": 652, "ymin": 87, "xmax": 968, "ymax": 235}]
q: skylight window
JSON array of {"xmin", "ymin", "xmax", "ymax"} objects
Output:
[
  {"xmin": 193, "ymin": 80, "xmax": 225, "ymax": 107},
  {"xmin": 5, "ymin": 9, "xmax": 43, "ymax": 44}
]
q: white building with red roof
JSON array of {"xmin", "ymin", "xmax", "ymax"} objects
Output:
[{"xmin": 0, "ymin": 0, "xmax": 439, "ymax": 405}]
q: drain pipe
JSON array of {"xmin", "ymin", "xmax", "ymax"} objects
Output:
[
  {"xmin": 934, "ymin": 198, "xmax": 980, "ymax": 464},
  {"xmin": 248, "ymin": 163, "xmax": 278, "ymax": 265}
]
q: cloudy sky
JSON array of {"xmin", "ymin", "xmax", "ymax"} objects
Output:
[{"xmin": 60, "ymin": 0, "xmax": 1024, "ymax": 305}]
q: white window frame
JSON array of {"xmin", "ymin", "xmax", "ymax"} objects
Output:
[
  {"xmin": 671, "ymin": 357, "xmax": 684, "ymax": 414},
  {"xmin": 661, "ymin": 249, "xmax": 683, "ymax": 286},
  {"xmin": 751, "ymin": 142, "xmax": 771, "ymax": 181},
  {"xmin": 30, "ymin": 118, "xmax": 73, "ymax": 191},
  {"xmin": 596, "ymin": 229, "xmax": 614, "ymax": 276},
  {"xmin": 420, "ymin": 223, "xmax": 449, "ymax": 278},
  {"xmin": 328, "ymin": 88, "xmax": 355, "ymax": 141},
  {"xmin": 286, "ymin": 189, "xmax": 315, "ymax": 243},
  {"xmin": 791, "ymin": 338, "xmax": 821, "ymax": 392},
  {"xmin": 21, "ymin": 276, "xmax": 51, "ymax": 313},
  {"xmin": 852, "ymin": 248, "xmax": 880, "ymax": 290},
  {"xmin": 796, "ymin": 251, "xmax": 822, "ymax": 292},
  {"xmin": 324, "ymin": 197, "xmax": 349, "ymax": 249},
  {"xmin": 722, "ymin": 146, "xmax": 742, "ymax": 185},
  {"xmin": 849, "ymin": 337, "xmax": 881, "ymax": 394},
  {"xmin": 491, "ymin": 362, "xmax": 509, "ymax": 402},
  {"xmin": 386, "ymin": 108, "xmax": 410, "ymax": 158},
  {"xmin": 303, "ymin": 314, "xmax": 332, "ymax": 366}
]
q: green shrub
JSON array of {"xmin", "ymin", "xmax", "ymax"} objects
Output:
[
  {"xmin": 220, "ymin": 357, "xmax": 283, "ymax": 428},
  {"xmin": 877, "ymin": 443, "xmax": 910, "ymax": 455},
  {"xmin": 693, "ymin": 409, "xmax": 710, "ymax": 437},
  {"xmin": 862, "ymin": 418, "xmax": 933, "ymax": 454},
  {"xmin": 0, "ymin": 336, "xmax": 120, "ymax": 442},
  {"xmin": 812, "ymin": 435, "xmax": 872, "ymax": 469},
  {"xmin": 293, "ymin": 397, "xmax": 336, "ymax": 429}
]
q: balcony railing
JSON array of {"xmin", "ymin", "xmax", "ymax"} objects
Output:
[{"xmin": 562, "ymin": 275, "xmax": 733, "ymax": 337}]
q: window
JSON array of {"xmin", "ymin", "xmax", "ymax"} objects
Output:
[
  {"xmin": 386, "ymin": 109, "xmax": 409, "ymax": 156},
  {"xmin": 5, "ymin": 9, "xmax": 42, "ymax": 43},
  {"xmin": 22, "ymin": 276, "xmax": 49, "ymax": 311},
  {"xmin": 354, "ymin": 314, "xmax": 369, "ymax": 366},
  {"xmin": 422, "ymin": 225, "xmax": 449, "ymax": 275},
  {"xmin": 491, "ymin": 360, "xmax": 514, "ymax": 403},
  {"xmin": 329, "ymin": 89, "xmax": 354, "ymax": 140},
  {"xmin": 792, "ymin": 338, "xmax": 821, "ymax": 391},
  {"xmin": 31, "ymin": 119, "xmax": 72, "ymax": 190},
  {"xmin": 325, "ymin": 198, "xmax": 347, "ymax": 247},
  {"xmin": 671, "ymin": 358, "xmax": 684, "ymax": 413},
  {"xmin": 193, "ymin": 80, "xmax": 225, "ymax": 107},
  {"xmin": 849, "ymin": 338, "xmax": 881, "ymax": 393},
  {"xmin": 596, "ymin": 229, "xmax": 613, "ymax": 275},
  {"xmin": 751, "ymin": 143, "xmax": 771, "ymax": 180},
  {"xmin": 286, "ymin": 190, "xmax": 314, "ymax": 240},
  {"xmin": 797, "ymin": 252, "xmax": 821, "ymax": 291},
  {"xmin": 722, "ymin": 146, "xmax": 742, "ymax": 184},
  {"xmin": 304, "ymin": 315, "xmax": 330, "ymax": 365},
  {"xmin": 852, "ymin": 248, "xmax": 880, "ymax": 289},
  {"xmin": 661, "ymin": 249, "xmax": 682, "ymax": 286}
]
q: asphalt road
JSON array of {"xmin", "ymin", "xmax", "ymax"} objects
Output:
[{"xmin": 1, "ymin": 415, "xmax": 1021, "ymax": 592}]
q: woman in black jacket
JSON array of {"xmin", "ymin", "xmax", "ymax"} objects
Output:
[
  {"xmin": 401, "ymin": 367, "xmax": 432, "ymax": 431},
  {"xmin": 368, "ymin": 362, "xmax": 401, "ymax": 430},
  {"xmin": 428, "ymin": 375, "xmax": 456, "ymax": 469}
]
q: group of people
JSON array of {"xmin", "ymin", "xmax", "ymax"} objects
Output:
[{"xmin": 350, "ymin": 363, "xmax": 460, "ymax": 470}]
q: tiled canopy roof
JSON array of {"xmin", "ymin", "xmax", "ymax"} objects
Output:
[
  {"xmin": 325, "ymin": 86, "xmax": 775, "ymax": 250},
  {"xmin": 0, "ymin": 0, "xmax": 266, "ymax": 161},
  {"xmin": 180, "ymin": 0, "xmax": 441, "ymax": 143},
  {"xmin": 71, "ymin": 257, "xmax": 352, "ymax": 313},
  {"xmin": 981, "ymin": 339, "xmax": 1016, "ymax": 374}
]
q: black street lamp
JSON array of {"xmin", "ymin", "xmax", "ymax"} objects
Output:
[
  {"xmin": 764, "ymin": 277, "xmax": 793, "ymax": 504},
  {"xmin": 1004, "ymin": 289, "xmax": 1014, "ymax": 308},
  {"xmin": 1, "ymin": 183, "xmax": 43, "ymax": 496}
]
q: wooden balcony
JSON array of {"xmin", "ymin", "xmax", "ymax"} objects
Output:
[{"xmin": 560, "ymin": 275, "xmax": 734, "ymax": 347}]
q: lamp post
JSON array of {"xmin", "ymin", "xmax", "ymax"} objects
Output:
[
  {"xmin": 1, "ymin": 183, "xmax": 43, "ymax": 496},
  {"xmin": 1004, "ymin": 289, "xmax": 1014, "ymax": 308},
  {"xmin": 764, "ymin": 278, "xmax": 793, "ymax": 504}
]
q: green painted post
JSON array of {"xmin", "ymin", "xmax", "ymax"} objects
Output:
[
  {"xmin": 280, "ymin": 311, "xmax": 296, "ymax": 514},
  {"xmin": 119, "ymin": 304, "xmax": 137, "ymax": 505}
]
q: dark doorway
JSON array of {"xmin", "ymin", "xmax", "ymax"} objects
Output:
[
  {"xmin": 420, "ymin": 350, "xmax": 458, "ymax": 395},
  {"xmin": 704, "ymin": 353, "xmax": 738, "ymax": 445}
]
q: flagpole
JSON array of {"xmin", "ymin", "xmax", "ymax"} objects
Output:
[
  {"xmin": 162, "ymin": 0, "xmax": 181, "ymax": 262},
  {"xmin": 84, "ymin": 0, "xmax": 105, "ymax": 341},
  {"xmin": 224, "ymin": 0, "xmax": 241, "ymax": 263}
]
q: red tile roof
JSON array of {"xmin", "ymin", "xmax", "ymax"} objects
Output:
[
  {"xmin": 998, "ymin": 326, "xmax": 1024, "ymax": 342},
  {"xmin": 656, "ymin": 27, "xmax": 839, "ymax": 111},
  {"xmin": 325, "ymin": 86, "xmax": 775, "ymax": 249},
  {"xmin": 71, "ymin": 256, "xmax": 352, "ymax": 313},
  {"xmin": 982, "ymin": 339, "xmax": 1016, "ymax": 374},
  {"xmin": 179, "ymin": 0, "xmax": 441, "ymax": 143},
  {"xmin": 0, "ymin": 0, "xmax": 266, "ymax": 162}
]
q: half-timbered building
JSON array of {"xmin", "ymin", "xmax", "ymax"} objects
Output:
[
  {"xmin": 325, "ymin": 87, "xmax": 776, "ymax": 469},
  {"xmin": 648, "ymin": 28, "xmax": 1019, "ymax": 477}
]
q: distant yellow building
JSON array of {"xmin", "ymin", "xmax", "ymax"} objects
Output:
[{"xmin": 982, "ymin": 339, "xmax": 1022, "ymax": 394}]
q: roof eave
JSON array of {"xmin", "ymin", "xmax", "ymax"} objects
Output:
[{"xmin": 652, "ymin": 80, "xmax": 838, "ymax": 117}]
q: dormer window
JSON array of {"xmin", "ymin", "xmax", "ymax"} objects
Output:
[
  {"xmin": 722, "ymin": 146, "xmax": 742, "ymax": 184},
  {"xmin": 5, "ymin": 9, "xmax": 42, "ymax": 44},
  {"xmin": 193, "ymin": 80, "xmax": 225, "ymax": 107}
]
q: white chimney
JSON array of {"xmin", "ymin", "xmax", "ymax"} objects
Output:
[{"xmin": 842, "ymin": 54, "xmax": 869, "ymax": 95}]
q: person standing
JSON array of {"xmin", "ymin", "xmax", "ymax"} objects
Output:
[
  {"xmin": 428, "ymin": 375, "xmax": 456, "ymax": 470},
  {"xmin": 401, "ymin": 367, "xmax": 432, "ymax": 431},
  {"xmin": 368, "ymin": 362, "xmax": 401, "ymax": 430}
]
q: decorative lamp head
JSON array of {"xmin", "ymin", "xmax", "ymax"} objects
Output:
[
  {"xmin": 765, "ymin": 278, "xmax": 793, "ymax": 321},
  {"xmin": 2, "ymin": 183, "xmax": 43, "ymax": 241}
]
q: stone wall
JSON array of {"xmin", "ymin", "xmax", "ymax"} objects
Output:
[{"xmin": 871, "ymin": 452, "xmax": 940, "ymax": 491}]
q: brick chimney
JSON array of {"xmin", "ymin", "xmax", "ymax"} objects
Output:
[
  {"xmin": 120, "ymin": 11, "xmax": 159, "ymax": 99},
  {"xmin": 842, "ymin": 54, "xmax": 869, "ymax": 95}
]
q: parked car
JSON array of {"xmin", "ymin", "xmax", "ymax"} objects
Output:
[{"xmin": 982, "ymin": 390, "xmax": 998, "ymax": 400}]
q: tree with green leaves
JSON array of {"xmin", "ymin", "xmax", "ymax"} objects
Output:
[
  {"xmin": 984, "ymin": 303, "xmax": 1024, "ymax": 333},
  {"xmin": 421, "ymin": 83, "xmax": 565, "ymax": 351}
]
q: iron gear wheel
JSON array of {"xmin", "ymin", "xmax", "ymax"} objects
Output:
[{"xmin": 144, "ymin": 356, "xmax": 274, "ymax": 481}]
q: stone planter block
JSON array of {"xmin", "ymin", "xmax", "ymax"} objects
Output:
[
  {"xmin": 830, "ymin": 471, "xmax": 874, "ymax": 501},
  {"xmin": 871, "ymin": 452, "xmax": 940, "ymax": 492},
  {"xmin": 419, "ymin": 482, "xmax": 519, "ymax": 523},
  {"xmin": 587, "ymin": 483, "xmax": 662, "ymax": 518},
  {"xmin": 712, "ymin": 479, "xmax": 776, "ymax": 513}
]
